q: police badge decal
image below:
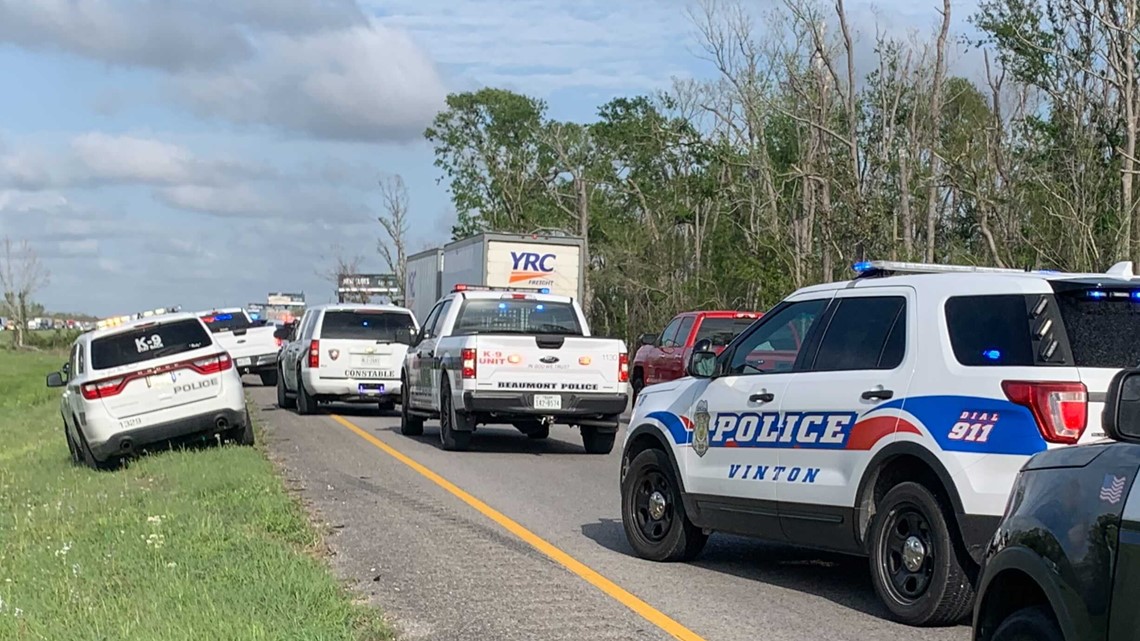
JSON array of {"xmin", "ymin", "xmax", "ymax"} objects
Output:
[{"xmin": 693, "ymin": 400, "xmax": 710, "ymax": 457}]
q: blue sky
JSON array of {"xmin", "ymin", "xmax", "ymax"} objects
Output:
[{"xmin": 0, "ymin": 0, "xmax": 980, "ymax": 316}]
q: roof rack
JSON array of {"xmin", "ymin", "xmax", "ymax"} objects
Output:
[{"xmin": 452, "ymin": 284, "xmax": 551, "ymax": 294}]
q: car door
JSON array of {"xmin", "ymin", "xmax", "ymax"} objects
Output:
[
  {"xmin": 284, "ymin": 310, "xmax": 315, "ymax": 391},
  {"xmin": 411, "ymin": 300, "xmax": 451, "ymax": 409},
  {"xmin": 663, "ymin": 315, "xmax": 696, "ymax": 382},
  {"xmin": 1111, "ymin": 462, "xmax": 1140, "ymax": 641},
  {"xmin": 681, "ymin": 293, "xmax": 833, "ymax": 539},
  {"xmin": 407, "ymin": 302, "xmax": 440, "ymax": 406},
  {"xmin": 649, "ymin": 317, "xmax": 683, "ymax": 385},
  {"xmin": 774, "ymin": 286, "xmax": 916, "ymax": 551},
  {"xmin": 61, "ymin": 343, "xmax": 80, "ymax": 429}
]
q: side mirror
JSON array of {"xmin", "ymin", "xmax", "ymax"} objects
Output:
[
  {"xmin": 686, "ymin": 349, "xmax": 719, "ymax": 379},
  {"xmin": 693, "ymin": 338, "xmax": 713, "ymax": 353},
  {"xmin": 46, "ymin": 371, "xmax": 65, "ymax": 388},
  {"xmin": 1104, "ymin": 368, "xmax": 1140, "ymax": 442},
  {"xmin": 397, "ymin": 326, "xmax": 418, "ymax": 345},
  {"xmin": 640, "ymin": 333, "xmax": 657, "ymax": 346},
  {"xmin": 61, "ymin": 362, "xmax": 71, "ymax": 375},
  {"xmin": 273, "ymin": 326, "xmax": 291, "ymax": 341}
]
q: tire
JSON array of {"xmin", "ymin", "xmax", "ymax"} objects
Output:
[
  {"xmin": 868, "ymin": 481, "xmax": 975, "ymax": 626},
  {"xmin": 259, "ymin": 369, "xmax": 278, "ymax": 387},
  {"xmin": 77, "ymin": 428, "xmax": 115, "ymax": 471},
  {"xmin": 64, "ymin": 419, "xmax": 81, "ymax": 465},
  {"xmin": 276, "ymin": 366, "xmax": 295, "ymax": 409},
  {"xmin": 631, "ymin": 371, "xmax": 645, "ymax": 405},
  {"xmin": 581, "ymin": 426, "xmax": 616, "ymax": 454},
  {"xmin": 227, "ymin": 411, "xmax": 255, "ymax": 446},
  {"xmin": 295, "ymin": 367, "xmax": 316, "ymax": 415},
  {"xmin": 399, "ymin": 375, "xmax": 424, "ymax": 436},
  {"xmin": 378, "ymin": 399, "xmax": 396, "ymax": 414},
  {"xmin": 621, "ymin": 448, "xmax": 707, "ymax": 561},
  {"xmin": 991, "ymin": 606, "xmax": 1063, "ymax": 641},
  {"xmin": 526, "ymin": 425, "xmax": 550, "ymax": 440},
  {"xmin": 439, "ymin": 378, "xmax": 472, "ymax": 451}
]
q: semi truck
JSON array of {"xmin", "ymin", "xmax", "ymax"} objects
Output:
[{"xmin": 404, "ymin": 233, "xmax": 586, "ymax": 324}]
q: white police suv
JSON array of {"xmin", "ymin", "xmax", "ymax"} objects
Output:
[
  {"xmin": 47, "ymin": 311, "xmax": 251, "ymax": 469},
  {"xmin": 620, "ymin": 259, "xmax": 1140, "ymax": 626}
]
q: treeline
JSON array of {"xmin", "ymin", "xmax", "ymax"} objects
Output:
[{"xmin": 421, "ymin": 0, "xmax": 1140, "ymax": 342}]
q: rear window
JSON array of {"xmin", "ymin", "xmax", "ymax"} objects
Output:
[
  {"xmin": 696, "ymin": 317, "xmax": 757, "ymax": 346},
  {"xmin": 453, "ymin": 299, "xmax": 582, "ymax": 335},
  {"xmin": 1053, "ymin": 286, "xmax": 1140, "ymax": 368},
  {"xmin": 319, "ymin": 310, "xmax": 416, "ymax": 342},
  {"xmin": 91, "ymin": 319, "xmax": 211, "ymax": 370},
  {"xmin": 199, "ymin": 311, "xmax": 252, "ymax": 333}
]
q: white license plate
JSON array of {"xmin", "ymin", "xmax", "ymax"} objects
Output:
[
  {"xmin": 147, "ymin": 373, "xmax": 174, "ymax": 389},
  {"xmin": 356, "ymin": 355, "xmax": 387, "ymax": 367},
  {"xmin": 533, "ymin": 394, "xmax": 562, "ymax": 410},
  {"xmin": 346, "ymin": 369, "xmax": 392, "ymax": 379},
  {"xmin": 236, "ymin": 357, "xmax": 252, "ymax": 367}
]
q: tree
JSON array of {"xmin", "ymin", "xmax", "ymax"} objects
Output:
[
  {"xmin": 318, "ymin": 244, "xmax": 367, "ymax": 304},
  {"xmin": 0, "ymin": 237, "xmax": 50, "ymax": 349},
  {"xmin": 378, "ymin": 174, "xmax": 411, "ymax": 304}
]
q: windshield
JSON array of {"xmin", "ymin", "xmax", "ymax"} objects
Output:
[
  {"xmin": 1053, "ymin": 286, "xmax": 1140, "ymax": 368},
  {"xmin": 91, "ymin": 319, "xmax": 211, "ymax": 370},
  {"xmin": 199, "ymin": 311, "xmax": 252, "ymax": 333},
  {"xmin": 319, "ymin": 310, "xmax": 416, "ymax": 342},
  {"xmin": 696, "ymin": 317, "xmax": 756, "ymax": 346},
  {"xmin": 453, "ymin": 299, "xmax": 582, "ymax": 335}
]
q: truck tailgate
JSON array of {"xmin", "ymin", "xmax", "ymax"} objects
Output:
[
  {"xmin": 473, "ymin": 335, "xmax": 625, "ymax": 394},
  {"xmin": 211, "ymin": 326, "xmax": 278, "ymax": 360}
]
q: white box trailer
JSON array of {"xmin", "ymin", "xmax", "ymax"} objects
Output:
[
  {"xmin": 405, "ymin": 247, "xmax": 445, "ymax": 324},
  {"xmin": 442, "ymin": 233, "xmax": 585, "ymax": 301}
]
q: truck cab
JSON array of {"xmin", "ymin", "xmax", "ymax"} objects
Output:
[{"xmin": 631, "ymin": 310, "xmax": 761, "ymax": 401}]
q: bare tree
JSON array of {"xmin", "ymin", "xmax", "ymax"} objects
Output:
[
  {"xmin": 0, "ymin": 237, "xmax": 50, "ymax": 349},
  {"xmin": 318, "ymin": 243, "xmax": 367, "ymax": 304},
  {"xmin": 378, "ymin": 174, "xmax": 411, "ymax": 305}
]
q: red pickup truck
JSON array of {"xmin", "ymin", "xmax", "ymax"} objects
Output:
[{"xmin": 631, "ymin": 310, "xmax": 761, "ymax": 400}]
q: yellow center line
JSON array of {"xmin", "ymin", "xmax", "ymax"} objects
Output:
[{"xmin": 329, "ymin": 413, "xmax": 707, "ymax": 641}]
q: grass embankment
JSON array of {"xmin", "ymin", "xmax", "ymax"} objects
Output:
[{"xmin": 0, "ymin": 350, "xmax": 392, "ymax": 640}]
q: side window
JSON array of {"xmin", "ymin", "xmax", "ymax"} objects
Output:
[
  {"xmin": 431, "ymin": 300, "xmax": 454, "ymax": 336},
  {"xmin": 300, "ymin": 312, "xmax": 318, "ymax": 340},
  {"xmin": 67, "ymin": 345, "xmax": 78, "ymax": 378},
  {"xmin": 76, "ymin": 343, "xmax": 86, "ymax": 375},
  {"xmin": 674, "ymin": 317, "xmax": 696, "ymax": 347},
  {"xmin": 420, "ymin": 302, "xmax": 444, "ymax": 339},
  {"xmin": 727, "ymin": 299, "xmax": 827, "ymax": 375},
  {"xmin": 657, "ymin": 318, "xmax": 683, "ymax": 348},
  {"xmin": 945, "ymin": 295, "xmax": 1034, "ymax": 366},
  {"xmin": 812, "ymin": 296, "xmax": 907, "ymax": 372}
]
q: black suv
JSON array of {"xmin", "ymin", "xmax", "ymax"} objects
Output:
[{"xmin": 973, "ymin": 368, "xmax": 1140, "ymax": 640}]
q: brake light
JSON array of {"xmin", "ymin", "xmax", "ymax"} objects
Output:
[
  {"xmin": 1002, "ymin": 381, "xmax": 1087, "ymax": 444},
  {"xmin": 461, "ymin": 348, "xmax": 477, "ymax": 379},
  {"xmin": 81, "ymin": 377, "xmax": 126, "ymax": 400},
  {"xmin": 618, "ymin": 353, "xmax": 629, "ymax": 383},
  {"xmin": 308, "ymin": 340, "xmax": 320, "ymax": 368},
  {"xmin": 191, "ymin": 352, "xmax": 232, "ymax": 374}
]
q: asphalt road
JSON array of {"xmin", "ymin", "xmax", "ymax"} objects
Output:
[{"xmin": 248, "ymin": 385, "xmax": 972, "ymax": 641}]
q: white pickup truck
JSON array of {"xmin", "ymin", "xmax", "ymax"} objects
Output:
[
  {"xmin": 399, "ymin": 285, "xmax": 630, "ymax": 453},
  {"xmin": 194, "ymin": 308, "xmax": 280, "ymax": 386}
]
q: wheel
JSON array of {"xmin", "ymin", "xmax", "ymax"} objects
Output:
[
  {"xmin": 631, "ymin": 371, "xmax": 645, "ymax": 405},
  {"xmin": 76, "ymin": 428, "xmax": 116, "ymax": 471},
  {"xmin": 439, "ymin": 378, "xmax": 472, "ymax": 451},
  {"xmin": 295, "ymin": 367, "xmax": 316, "ymax": 415},
  {"xmin": 399, "ymin": 375, "xmax": 424, "ymax": 436},
  {"xmin": 227, "ymin": 411, "xmax": 255, "ymax": 446},
  {"xmin": 991, "ymin": 606, "xmax": 1063, "ymax": 641},
  {"xmin": 64, "ymin": 419, "xmax": 81, "ymax": 465},
  {"xmin": 581, "ymin": 426, "xmax": 616, "ymax": 454},
  {"xmin": 259, "ymin": 369, "xmax": 278, "ymax": 387},
  {"xmin": 868, "ymin": 481, "xmax": 975, "ymax": 626},
  {"xmin": 378, "ymin": 399, "xmax": 396, "ymax": 414},
  {"xmin": 526, "ymin": 425, "xmax": 550, "ymax": 440},
  {"xmin": 276, "ymin": 366, "xmax": 295, "ymax": 409},
  {"xmin": 621, "ymin": 448, "xmax": 707, "ymax": 561}
]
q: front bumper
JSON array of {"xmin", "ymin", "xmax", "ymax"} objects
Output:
[
  {"xmin": 462, "ymin": 391, "xmax": 627, "ymax": 428},
  {"xmin": 89, "ymin": 407, "xmax": 247, "ymax": 461},
  {"xmin": 233, "ymin": 352, "xmax": 278, "ymax": 374}
]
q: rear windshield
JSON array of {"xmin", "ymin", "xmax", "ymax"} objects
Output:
[
  {"xmin": 199, "ymin": 311, "xmax": 252, "ymax": 333},
  {"xmin": 453, "ymin": 299, "xmax": 582, "ymax": 335},
  {"xmin": 1053, "ymin": 286, "xmax": 1140, "ymax": 368},
  {"xmin": 696, "ymin": 317, "xmax": 756, "ymax": 346},
  {"xmin": 91, "ymin": 319, "xmax": 211, "ymax": 370},
  {"xmin": 319, "ymin": 310, "xmax": 416, "ymax": 342}
]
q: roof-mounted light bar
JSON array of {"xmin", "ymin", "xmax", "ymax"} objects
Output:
[
  {"xmin": 452, "ymin": 284, "xmax": 551, "ymax": 294},
  {"xmin": 852, "ymin": 260, "xmax": 1030, "ymax": 277}
]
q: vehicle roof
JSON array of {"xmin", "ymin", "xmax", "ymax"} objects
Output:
[
  {"xmin": 793, "ymin": 271, "xmax": 1140, "ymax": 297},
  {"xmin": 87, "ymin": 312, "xmax": 202, "ymax": 341},
  {"xmin": 194, "ymin": 307, "xmax": 244, "ymax": 315},
  {"xmin": 307, "ymin": 303, "xmax": 414, "ymax": 313},
  {"xmin": 677, "ymin": 310, "xmax": 762, "ymax": 317},
  {"xmin": 450, "ymin": 290, "xmax": 574, "ymax": 303}
]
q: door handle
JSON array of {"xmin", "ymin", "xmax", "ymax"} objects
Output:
[
  {"xmin": 861, "ymin": 388, "xmax": 894, "ymax": 401},
  {"xmin": 749, "ymin": 392, "xmax": 775, "ymax": 403}
]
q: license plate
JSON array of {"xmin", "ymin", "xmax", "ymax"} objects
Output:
[
  {"xmin": 346, "ymin": 369, "xmax": 392, "ymax": 379},
  {"xmin": 355, "ymin": 355, "xmax": 387, "ymax": 367},
  {"xmin": 533, "ymin": 394, "xmax": 562, "ymax": 410},
  {"xmin": 147, "ymin": 373, "xmax": 174, "ymax": 389},
  {"xmin": 358, "ymin": 383, "xmax": 385, "ymax": 395},
  {"xmin": 236, "ymin": 357, "xmax": 252, "ymax": 367}
]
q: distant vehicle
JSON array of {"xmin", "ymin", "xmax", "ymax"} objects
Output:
[
  {"xmin": 621, "ymin": 258, "xmax": 1140, "ymax": 626},
  {"xmin": 46, "ymin": 312, "xmax": 251, "ymax": 469},
  {"xmin": 631, "ymin": 310, "xmax": 762, "ymax": 401},
  {"xmin": 399, "ymin": 284, "xmax": 629, "ymax": 453},
  {"xmin": 973, "ymin": 367, "xmax": 1140, "ymax": 641},
  {"xmin": 195, "ymin": 308, "xmax": 280, "ymax": 386},
  {"xmin": 405, "ymin": 232, "xmax": 586, "ymax": 325},
  {"xmin": 275, "ymin": 303, "xmax": 419, "ymax": 415}
]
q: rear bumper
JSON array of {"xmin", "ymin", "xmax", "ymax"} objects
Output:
[
  {"xmin": 90, "ymin": 407, "xmax": 247, "ymax": 461},
  {"xmin": 304, "ymin": 375, "xmax": 402, "ymax": 401},
  {"xmin": 462, "ymin": 391, "xmax": 627, "ymax": 429},
  {"xmin": 233, "ymin": 352, "xmax": 278, "ymax": 374}
]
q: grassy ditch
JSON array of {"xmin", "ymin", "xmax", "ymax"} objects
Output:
[{"xmin": 0, "ymin": 349, "xmax": 392, "ymax": 640}]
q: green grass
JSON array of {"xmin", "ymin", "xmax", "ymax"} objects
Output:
[{"xmin": 0, "ymin": 350, "xmax": 393, "ymax": 641}]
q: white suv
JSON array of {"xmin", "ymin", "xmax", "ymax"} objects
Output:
[
  {"xmin": 620, "ymin": 260, "xmax": 1140, "ymax": 626},
  {"xmin": 47, "ymin": 312, "xmax": 251, "ymax": 469},
  {"xmin": 276, "ymin": 303, "xmax": 419, "ymax": 414}
]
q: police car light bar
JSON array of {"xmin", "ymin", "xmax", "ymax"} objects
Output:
[
  {"xmin": 852, "ymin": 260, "xmax": 1030, "ymax": 278},
  {"xmin": 452, "ymin": 284, "xmax": 551, "ymax": 294}
]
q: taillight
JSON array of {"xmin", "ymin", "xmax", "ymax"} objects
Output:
[
  {"xmin": 308, "ymin": 340, "xmax": 320, "ymax": 368},
  {"xmin": 461, "ymin": 348, "xmax": 476, "ymax": 379},
  {"xmin": 618, "ymin": 353, "xmax": 629, "ymax": 383},
  {"xmin": 190, "ymin": 352, "xmax": 233, "ymax": 374},
  {"xmin": 274, "ymin": 337, "xmax": 283, "ymax": 347},
  {"xmin": 81, "ymin": 377, "xmax": 126, "ymax": 400},
  {"xmin": 1002, "ymin": 380, "xmax": 1087, "ymax": 444}
]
